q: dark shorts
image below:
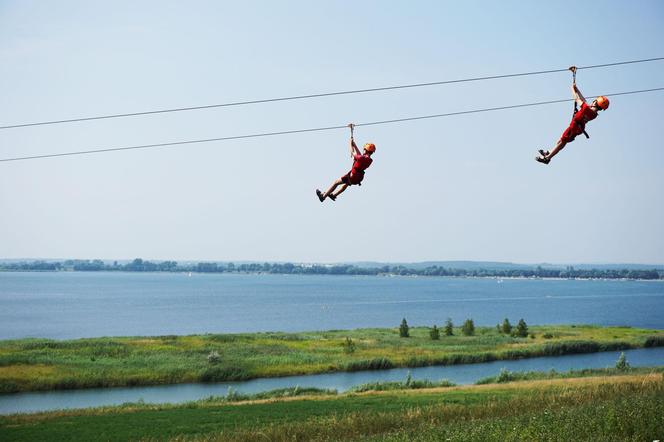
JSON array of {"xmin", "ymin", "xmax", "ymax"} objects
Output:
[
  {"xmin": 340, "ymin": 171, "xmax": 364, "ymax": 186},
  {"xmin": 559, "ymin": 123, "xmax": 584, "ymax": 144}
]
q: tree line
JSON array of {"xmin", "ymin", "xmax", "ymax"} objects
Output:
[
  {"xmin": 398, "ymin": 317, "xmax": 529, "ymax": 339},
  {"xmin": 0, "ymin": 259, "xmax": 662, "ymax": 280}
]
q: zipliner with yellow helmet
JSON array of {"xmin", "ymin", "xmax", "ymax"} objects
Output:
[
  {"xmin": 536, "ymin": 66, "xmax": 610, "ymax": 165},
  {"xmin": 316, "ymin": 123, "xmax": 376, "ymax": 202}
]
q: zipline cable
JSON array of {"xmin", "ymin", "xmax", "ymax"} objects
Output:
[
  {"xmin": 1, "ymin": 57, "xmax": 663, "ymax": 131},
  {"xmin": 1, "ymin": 87, "xmax": 662, "ymax": 163}
]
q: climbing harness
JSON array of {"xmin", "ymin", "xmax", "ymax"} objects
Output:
[{"xmin": 569, "ymin": 66, "xmax": 590, "ymax": 139}]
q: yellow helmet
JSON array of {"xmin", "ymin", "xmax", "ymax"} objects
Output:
[{"xmin": 364, "ymin": 143, "xmax": 376, "ymax": 153}]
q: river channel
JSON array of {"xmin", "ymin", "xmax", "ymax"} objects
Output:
[{"xmin": 2, "ymin": 347, "xmax": 663, "ymax": 415}]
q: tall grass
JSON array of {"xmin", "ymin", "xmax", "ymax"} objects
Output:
[
  {"xmin": 344, "ymin": 357, "xmax": 395, "ymax": 371},
  {"xmin": 176, "ymin": 374, "xmax": 664, "ymax": 442},
  {"xmin": 644, "ymin": 334, "xmax": 664, "ymax": 347},
  {"xmin": 370, "ymin": 393, "xmax": 664, "ymax": 441},
  {"xmin": 475, "ymin": 365, "xmax": 664, "ymax": 385},
  {"xmin": 198, "ymin": 366, "xmax": 251, "ymax": 382},
  {"xmin": 349, "ymin": 379, "xmax": 455, "ymax": 393},
  {"xmin": 194, "ymin": 386, "xmax": 336, "ymax": 403}
]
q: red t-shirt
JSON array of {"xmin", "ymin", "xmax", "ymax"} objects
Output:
[
  {"xmin": 351, "ymin": 153, "xmax": 373, "ymax": 176},
  {"xmin": 572, "ymin": 102, "xmax": 597, "ymax": 129}
]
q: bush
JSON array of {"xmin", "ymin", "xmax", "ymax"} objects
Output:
[
  {"xmin": 207, "ymin": 350, "xmax": 221, "ymax": 364},
  {"xmin": 475, "ymin": 368, "xmax": 518, "ymax": 385},
  {"xmin": 399, "ymin": 318, "xmax": 410, "ymax": 338},
  {"xmin": 543, "ymin": 333, "xmax": 554, "ymax": 339},
  {"xmin": 461, "ymin": 319, "xmax": 475, "ymax": 336},
  {"xmin": 342, "ymin": 337, "xmax": 356, "ymax": 354},
  {"xmin": 496, "ymin": 368, "xmax": 515, "ymax": 383},
  {"xmin": 444, "ymin": 318, "xmax": 454, "ymax": 336},
  {"xmin": 430, "ymin": 325, "xmax": 440, "ymax": 340},
  {"xmin": 501, "ymin": 318, "xmax": 512, "ymax": 334},
  {"xmin": 516, "ymin": 319, "xmax": 529, "ymax": 337},
  {"xmin": 225, "ymin": 386, "xmax": 243, "ymax": 401}
]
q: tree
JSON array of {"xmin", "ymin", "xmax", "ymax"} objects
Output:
[
  {"xmin": 444, "ymin": 318, "xmax": 454, "ymax": 336},
  {"xmin": 615, "ymin": 352, "xmax": 630, "ymax": 371},
  {"xmin": 461, "ymin": 319, "xmax": 475, "ymax": 336},
  {"xmin": 501, "ymin": 318, "xmax": 512, "ymax": 334},
  {"xmin": 399, "ymin": 318, "xmax": 410, "ymax": 338},
  {"xmin": 515, "ymin": 319, "xmax": 528, "ymax": 337},
  {"xmin": 127, "ymin": 258, "xmax": 144, "ymax": 271},
  {"xmin": 430, "ymin": 325, "xmax": 440, "ymax": 340}
]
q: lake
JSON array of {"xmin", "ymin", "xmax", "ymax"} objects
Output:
[{"xmin": 1, "ymin": 272, "xmax": 663, "ymax": 339}]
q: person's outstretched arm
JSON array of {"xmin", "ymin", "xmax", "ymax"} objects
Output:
[
  {"xmin": 572, "ymin": 84, "xmax": 587, "ymax": 107},
  {"xmin": 350, "ymin": 137, "xmax": 361, "ymax": 159}
]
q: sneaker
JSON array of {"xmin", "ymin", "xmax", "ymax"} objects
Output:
[
  {"xmin": 538, "ymin": 149, "xmax": 550, "ymax": 157},
  {"xmin": 535, "ymin": 156, "xmax": 550, "ymax": 165},
  {"xmin": 316, "ymin": 189, "xmax": 325, "ymax": 202},
  {"xmin": 328, "ymin": 193, "xmax": 336, "ymax": 201}
]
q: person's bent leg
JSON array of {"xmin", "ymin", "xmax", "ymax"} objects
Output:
[
  {"xmin": 332, "ymin": 184, "xmax": 349, "ymax": 199},
  {"xmin": 323, "ymin": 179, "xmax": 343, "ymax": 199},
  {"xmin": 544, "ymin": 124, "xmax": 577, "ymax": 162}
]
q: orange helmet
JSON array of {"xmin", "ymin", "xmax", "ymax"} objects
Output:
[
  {"xmin": 364, "ymin": 143, "xmax": 376, "ymax": 153},
  {"xmin": 596, "ymin": 96, "xmax": 610, "ymax": 110}
]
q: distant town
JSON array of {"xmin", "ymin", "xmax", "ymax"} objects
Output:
[{"xmin": 1, "ymin": 259, "xmax": 662, "ymax": 280}]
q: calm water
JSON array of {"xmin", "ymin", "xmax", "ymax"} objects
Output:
[
  {"xmin": 1, "ymin": 272, "xmax": 663, "ymax": 339},
  {"xmin": 1, "ymin": 347, "xmax": 663, "ymax": 415}
]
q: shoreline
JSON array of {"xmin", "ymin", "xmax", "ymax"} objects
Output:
[{"xmin": 2, "ymin": 269, "xmax": 663, "ymax": 282}]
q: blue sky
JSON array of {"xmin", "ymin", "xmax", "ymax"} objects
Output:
[{"xmin": 1, "ymin": 1, "xmax": 663, "ymax": 264}]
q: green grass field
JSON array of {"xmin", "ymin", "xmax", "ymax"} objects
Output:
[
  {"xmin": 1, "ymin": 325, "xmax": 662, "ymax": 393},
  {"xmin": 1, "ymin": 370, "xmax": 661, "ymax": 441}
]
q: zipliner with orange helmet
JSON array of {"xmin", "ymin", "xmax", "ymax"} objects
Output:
[
  {"xmin": 316, "ymin": 123, "xmax": 376, "ymax": 202},
  {"xmin": 536, "ymin": 66, "xmax": 609, "ymax": 165}
]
